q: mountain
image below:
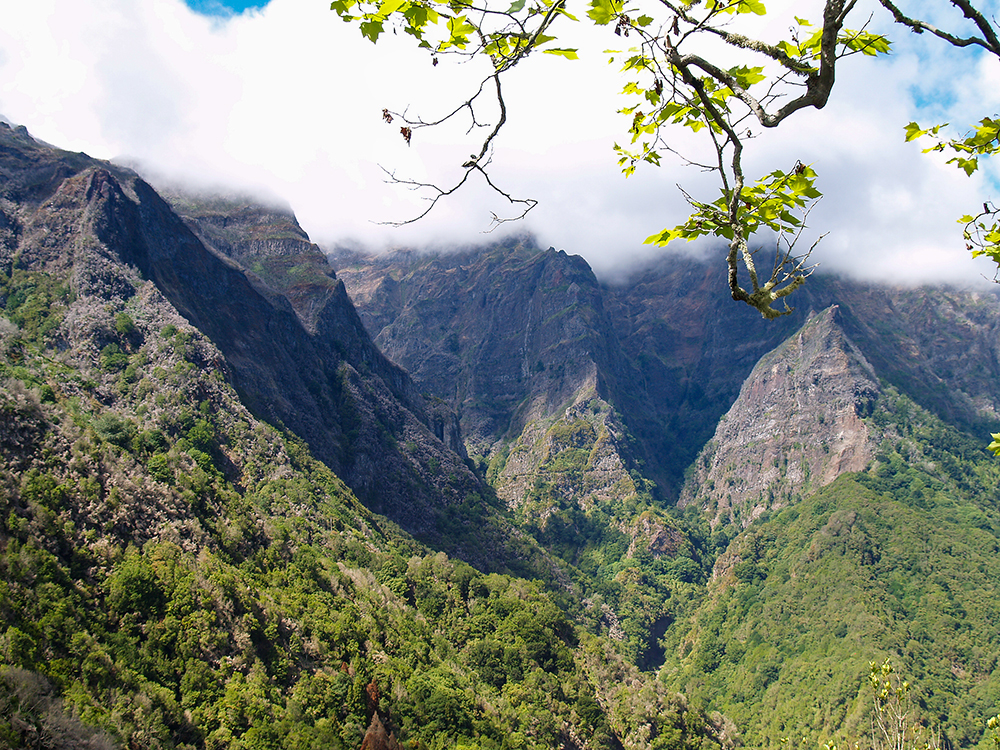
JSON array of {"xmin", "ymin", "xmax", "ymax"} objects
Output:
[
  {"xmin": 5, "ymin": 116, "xmax": 1000, "ymax": 750},
  {"xmin": 332, "ymin": 240, "xmax": 1000, "ymax": 747},
  {"xmin": 333, "ymin": 241, "xmax": 711, "ymax": 668},
  {"xmin": 337, "ymin": 241, "xmax": 1000, "ymax": 495},
  {"xmin": 1, "ymin": 120, "xmax": 569, "ymax": 576},
  {"xmin": 0, "ymin": 122, "xmax": 738, "ymax": 750},
  {"xmin": 680, "ymin": 305, "xmax": 881, "ymax": 526}
]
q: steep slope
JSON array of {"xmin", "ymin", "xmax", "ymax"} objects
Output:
[
  {"xmin": 664, "ymin": 460, "xmax": 1000, "ymax": 749},
  {"xmin": 333, "ymin": 241, "xmax": 710, "ymax": 667},
  {"xmin": 818, "ymin": 280, "xmax": 1000, "ymax": 434},
  {"xmin": 602, "ymin": 256, "xmax": 809, "ymax": 495},
  {"xmin": 681, "ymin": 306, "xmax": 881, "ymax": 526},
  {"xmin": 332, "ymin": 241, "xmax": 652, "ymax": 544},
  {"xmin": 603, "ymin": 260, "xmax": 1000, "ymax": 498},
  {"xmin": 0, "ymin": 122, "xmax": 552, "ymax": 571},
  {"xmin": 334, "ymin": 241, "xmax": 627, "ymax": 459},
  {"xmin": 661, "ymin": 300, "xmax": 1000, "ymax": 749}
]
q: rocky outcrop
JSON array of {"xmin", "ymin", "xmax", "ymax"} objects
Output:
[
  {"xmin": 680, "ymin": 306, "xmax": 881, "ymax": 526},
  {"xmin": 816, "ymin": 281, "xmax": 1000, "ymax": 433},
  {"xmin": 333, "ymin": 240, "xmax": 639, "ymax": 497}
]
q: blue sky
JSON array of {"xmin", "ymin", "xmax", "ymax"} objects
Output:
[
  {"xmin": 183, "ymin": 0, "xmax": 269, "ymax": 16},
  {"xmin": 0, "ymin": 0, "xmax": 997, "ymax": 285}
]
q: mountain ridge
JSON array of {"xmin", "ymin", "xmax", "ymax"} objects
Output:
[{"xmin": 0, "ymin": 121, "xmax": 553, "ymax": 576}]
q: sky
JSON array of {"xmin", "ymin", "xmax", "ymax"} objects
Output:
[{"xmin": 1, "ymin": 0, "xmax": 999, "ymax": 285}]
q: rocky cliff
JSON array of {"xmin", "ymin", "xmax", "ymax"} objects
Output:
[
  {"xmin": 333, "ymin": 242, "xmax": 1000, "ymax": 532},
  {"xmin": 333, "ymin": 240, "xmax": 698, "ymax": 666},
  {"xmin": 332, "ymin": 240, "xmax": 645, "ymax": 515},
  {"xmin": 680, "ymin": 306, "xmax": 881, "ymax": 526}
]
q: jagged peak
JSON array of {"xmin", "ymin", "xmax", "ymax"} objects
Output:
[{"xmin": 681, "ymin": 304, "xmax": 881, "ymax": 527}]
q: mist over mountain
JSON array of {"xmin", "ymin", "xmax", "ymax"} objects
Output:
[{"xmin": 3, "ymin": 120, "xmax": 1000, "ymax": 750}]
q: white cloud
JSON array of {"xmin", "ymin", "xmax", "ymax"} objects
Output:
[{"xmin": 0, "ymin": 0, "xmax": 997, "ymax": 286}]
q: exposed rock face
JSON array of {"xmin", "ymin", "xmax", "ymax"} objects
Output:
[
  {"xmin": 333, "ymin": 241, "xmax": 668, "ymax": 577},
  {"xmin": 814, "ymin": 281, "xmax": 1000, "ymax": 432},
  {"xmin": 333, "ymin": 241, "xmax": 640, "ymax": 507},
  {"xmin": 334, "ymin": 242, "xmax": 1000, "ymax": 528},
  {"xmin": 680, "ymin": 306, "xmax": 881, "ymax": 526},
  {"xmin": 601, "ymin": 257, "xmax": 809, "ymax": 495},
  {"xmin": 626, "ymin": 510, "xmax": 686, "ymax": 558}
]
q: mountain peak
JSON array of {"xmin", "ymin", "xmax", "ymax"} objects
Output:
[{"xmin": 681, "ymin": 304, "xmax": 880, "ymax": 526}]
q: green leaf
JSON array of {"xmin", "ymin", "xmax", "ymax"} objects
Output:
[
  {"xmin": 403, "ymin": 3, "xmax": 437, "ymax": 29},
  {"xmin": 950, "ymin": 156, "xmax": 980, "ymax": 176},
  {"xmin": 840, "ymin": 29, "xmax": 891, "ymax": 56},
  {"xmin": 728, "ymin": 65, "xmax": 765, "ymax": 88},
  {"xmin": 644, "ymin": 227, "xmax": 682, "ymax": 246},
  {"xmin": 542, "ymin": 48, "xmax": 580, "ymax": 59},
  {"xmin": 444, "ymin": 14, "xmax": 477, "ymax": 48},
  {"xmin": 988, "ymin": 433, "xmax": 1000, "ymax": 458},
  {"xmin": 377, "ymin": 0, "xmax": 407, "ymax": 17},
  {"xmin": 777, "ymin": 40, "xmax": 800, "ymax": 58},
  {"xmin": 506, "ymin": 0, "xmax": 526, "ymax": 12},
  {"xmin": 587, "ymin": 0, "xmax": 617, "ymax": 25},
  {"xmin": 360, "ymin": 19, "xmax": 385, "ymax": 42},
  {"xmin": 736, "ymin": 0, "xmax": 766, "ymax": 15},
  {"xmin": 330, "ymin": 0, "xmax": 356, "ymax": 15},
  {"xmin": 904, "ymin": 122, "xmax": 926, "ymax": 142}
]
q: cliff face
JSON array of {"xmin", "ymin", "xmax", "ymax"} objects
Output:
[
  {"xmin": 815, "ymin": 281, "xmax": 1000, "ymax": 432},
  {"xmin": 334, "ymin": 242, "xmax": 1000, "ymax": 528},
  {"xmin": 680, "ymin": 306, "xmax": 881, "ymax": 526},
  {"xmin": 333, "ymin": 241, "xmax": 684, "ymax": 598},
  {"xmin": 336, "ymin": 243, "xmax": 615, "ymax": 447},
  {"xmin": 333, "ymin": 241, "xmax": 642, "ymax": 509}
]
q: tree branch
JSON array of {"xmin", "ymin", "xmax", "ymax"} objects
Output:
[{"xmin": 877, "ymin": 0, "xmax": 1000, "ymax": 54}]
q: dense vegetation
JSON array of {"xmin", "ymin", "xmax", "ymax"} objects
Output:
[
  {"xmin": 0, "ymin": 248, "xmax": 724, "ymax": 749},
  {"xmin": 662, "ymin": 390, "xmax": 1000, "ymax": 749}
]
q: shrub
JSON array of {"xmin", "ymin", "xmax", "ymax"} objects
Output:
[
  {"xmin": 99, "ymin": 344, "xmax": 128, "ymax": 372},
  {"xmin": 92, "ymin": 413, "xmax": 135, "ymax": 448},
  {"xmin": 106, "ymin": 550, "xmax": 165, "ymax": 616},
  {"xmin": 114, "ymin": 312, "xmax": 135, "ymax": 337}
]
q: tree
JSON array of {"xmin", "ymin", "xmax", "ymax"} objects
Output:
[
  {"xmin": 329, "ymin": 0, "xmax": 1000, "ymax": 318},
  {"xmin": 867, "ymin": 658, "xmax": 940, "ymax": 750}
]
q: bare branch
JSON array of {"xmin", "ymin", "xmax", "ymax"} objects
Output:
[
  {"xmin": 374, "ymin": 0, "xmax": 567, "ymax": 226},
  {"xmin": 380, "ymin": 72, "xmax": 537, "ymax": 227},
  {"xmin": 877, "ymin": 0, "xmax": 1000, "ymax": 55}
]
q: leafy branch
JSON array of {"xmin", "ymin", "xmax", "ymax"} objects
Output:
[
  {"xmin": 906, "ymin": 118, "xmax": 1000, "ymax": 271},
  {"xmin": 331, "ymin": 0, "xmax": 1000, "ymax": 317}
]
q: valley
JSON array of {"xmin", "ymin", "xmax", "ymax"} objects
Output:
[{"xmin": 2, "ymin": 120, "xmax": 1000, "ymax": 750}]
